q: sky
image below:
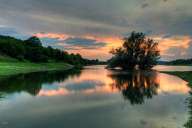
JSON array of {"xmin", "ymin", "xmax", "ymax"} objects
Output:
[{"xmin": 0, "ymin": 0, "xmax": 191, "ymax": 60}]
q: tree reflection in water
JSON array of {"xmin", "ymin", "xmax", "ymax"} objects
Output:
[
  {"xmin": 109, "ymin": 70, "xmax": 160, "ymax": 105},
  {"xmin": 0, "ymin": 69, "xmax": 81, "ymax": 97}
]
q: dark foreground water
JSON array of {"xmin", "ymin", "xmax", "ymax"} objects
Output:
[{"xmin": 0, "ymin": 65, "xmax": 191, "ymax": 128}]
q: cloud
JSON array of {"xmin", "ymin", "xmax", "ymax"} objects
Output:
[
  {"xmin": 156, "ymin": 36, "xmax": 192, "ymax": 60},
  {"xmin": 0, "ymin": 27, "xmax": 17, "ymax": 35},
  {"xmin": 31, "ymin": 32, "xmax": 122, "ymax": 60},
  {"xmin": 0, "ymin": 0, "xmax": 191, "ymax": 60},
  {"xmin": 0, "ymin": 0, "xmax": 191, "ymax": 37},
  {"xmin": 161, "ymin": 34, "xmax": 173, "ymax": 39},
  {"xmin": 34, "ymin": 33, "xmax": 70, "ymax": 40},
  {"xmin": 141, "ymin": 3, "xmax": 149, "ymax": 9},
  {"xmin": 32, "ymin": 32, "xmax": 192, "ymax": 61},
  {"xmin": 63, "ymin": 37, "xmax": 107, "ymax": 49},
  {"xmin": 163, "ymin": 44, "xmax": 192, "ymax": 61},
  {"xmin": 0, "ymin": 26, "xmax": 29, "ymax": 39}
]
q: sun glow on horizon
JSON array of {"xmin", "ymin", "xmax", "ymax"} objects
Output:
[{"xmin": 34, "ymin": 32, "xmax": 192, "ymax": 61}]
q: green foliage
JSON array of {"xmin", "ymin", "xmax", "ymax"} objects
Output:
[
  {"xmin": 24, "ymin": 36, "xmax": 42, "ymax": 47},
  {"xmin": 162, "ymin": 59, "xmax": 192, "ymax": 65},
  {"xmin": 0, "ymin": 55, "xmax": 18, "ymax": 62},
  {"xmin": 108, "ymin": 32, "xmax": 160, "ymax": 70},
  {"xmin": 0, "ymin": 35, "xmax": 102, "ymax": 65},
  {"xmin": 0, "ymin": 35, "xmax": 25, "ymax": 60}
]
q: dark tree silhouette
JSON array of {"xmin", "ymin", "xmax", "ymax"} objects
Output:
[
  {"xmin": 0, "ymin": 69, "xmax": 82, "ymax": 97},
  {"xmin": 0, "ymin": 35, "xmax": 103, "ymax": 65},
  {"xmin": 109, "ymin": 70, "xmax": 159, "ymax": 105},
  {"xmin": 24, "ymin": 36, "xmax": 42, "ymax": 47},
  {"xmin": 108, "ymin": 31, "xmax": 160, "ymax": 70}
]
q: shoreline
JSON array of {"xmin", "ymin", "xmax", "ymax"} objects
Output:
[{"xmin": 162, "ymin": 71, "xmax": 192, "ymax": 87}]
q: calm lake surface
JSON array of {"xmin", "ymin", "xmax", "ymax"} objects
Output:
[{"xmin": 0, "ymin": 65, "xmax": 192, "ymax": 128}]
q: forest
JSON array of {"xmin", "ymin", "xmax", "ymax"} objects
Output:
[{"xmin": 0, "ymin": 35, "xmax": 104, "ymax": 66}]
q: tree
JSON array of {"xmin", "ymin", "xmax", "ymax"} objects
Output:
[
  {"xmin": 0, "ymin": 35, "xmax": 102, "ymax": 65},
  {"xmin": 0, "ymin": 35, "xmax": 25, "ymax": 60},
  {"xmin": 108, "ymin": 31, "xmax": 160, "ymax": 70},
  {"xmin": 24, "ymin": 36, "xmax": 42, "ymax": 47}
]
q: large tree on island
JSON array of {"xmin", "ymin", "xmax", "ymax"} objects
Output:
[{"xmin": 108, "ymin": 32, "xmax": 160, "ymax": 70}]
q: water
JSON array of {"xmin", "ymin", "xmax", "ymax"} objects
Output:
[
  {"xmin": 0, "ymin": 65, "xmax": 191, "ymax": 128},
  {"xmin": 154, "ymin": 65, "xmax": 192, "ymax": 71}
]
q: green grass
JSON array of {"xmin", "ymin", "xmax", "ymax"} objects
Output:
[
  {"xmin": 0, "ymin": 62, "xmax": 73, "ymax": 77},
  {"xmin": 0, "ymin": 55, "xmax": 19, "ymax": 62}
]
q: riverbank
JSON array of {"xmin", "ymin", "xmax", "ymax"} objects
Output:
[
  {"xmin": 0, "ymin": 62, "xmax": 74, "ymax": 77},
  {"xmin": 163, "ymin": 71, "xmax": 192, "ymax": 87}
]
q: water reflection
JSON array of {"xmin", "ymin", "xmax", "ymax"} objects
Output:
[
  {"xmin": 0, "ymin": 66, "xmax": 190, "ymax": 103},
  {"xmin": 109, "ymin": 70, "xmax": 159, "ymax": 105},
  {"xmin": 0, "ymin": 69, "xmax": 81, "ymax": 97},
  {"xmin": 0, "ymin": 65, "xmax": 190, "ymax": 128}
]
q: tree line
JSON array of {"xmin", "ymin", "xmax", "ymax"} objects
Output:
[
  {"xmin": 0, "ymin": 35, "xmax": 104, "ymax": 65},
  {"xmin": 159, "ymin": 59, "xmax": 192, "ymax": 65}
]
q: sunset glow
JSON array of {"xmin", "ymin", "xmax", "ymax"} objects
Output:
[
  {"xmin": 0, "ymin": 1, "xmax": 191, "ymax": 127},
  {"xmin": 32, "ymin": 32, "xmax": 192, "ymax": 60},
  {"xmin": 0, "ymin": 0, "xmax": 191, "ymax": 60}
]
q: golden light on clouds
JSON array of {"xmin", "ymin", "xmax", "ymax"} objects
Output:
[
  {"xmin": 34, "ymin": 32, "xmax": 192, "ymax": 60},
  {"xmin": 154, "ymin": 36, "xmax": 192, "ymax": 57},
  {"xmin": 34, "ymin": 33, "xmax": 71, "ymax": 40},
  {"xmin": 34, "ymin": 32, "xmax": 123, "ymax": 60},
  {"xmin": 157, "ymin": 36, "xmax": 191, "ymax": 50},
  {"xmin": 38, "ymin": 88, "xmax": 70, "ymax": 96}
]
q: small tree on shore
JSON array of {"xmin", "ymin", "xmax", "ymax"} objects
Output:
[{"xmin": 108, "ymin": 32, "xmax": 160, "ymax": 70}]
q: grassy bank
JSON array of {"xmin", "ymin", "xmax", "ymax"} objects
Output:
[
  {"xmin": 0, "ymin": 62, "xmax": 73, "ymax": 77},
  {"xmin": 163, "ymin": 71, "xmax": 192, "ymax": 87}
]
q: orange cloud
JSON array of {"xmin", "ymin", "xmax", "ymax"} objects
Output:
[
  {"xmin": 82, "ymin": 35, "xmax": 123, "ymax": 47},
  {"xmin": 38, "ymin": 88, "xmax": 70, "ymax": 96},
  {"xmin": 34, "ymin": 32, "xmax": 122, "ymax": 60},
  {"xmin": 154, "ymin": 36, "xmax": 192, "ymax": 53},
  {"xmin": 34, "ymin": 32, "xmax": 122, "ymax": 48},
  {"xmin": 33, "ymin": 33, "xmax": 71, "ymax": 40},
  {"xmin": 33, "ymin": 32, "xmax": 192, "ymax": 60}
]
